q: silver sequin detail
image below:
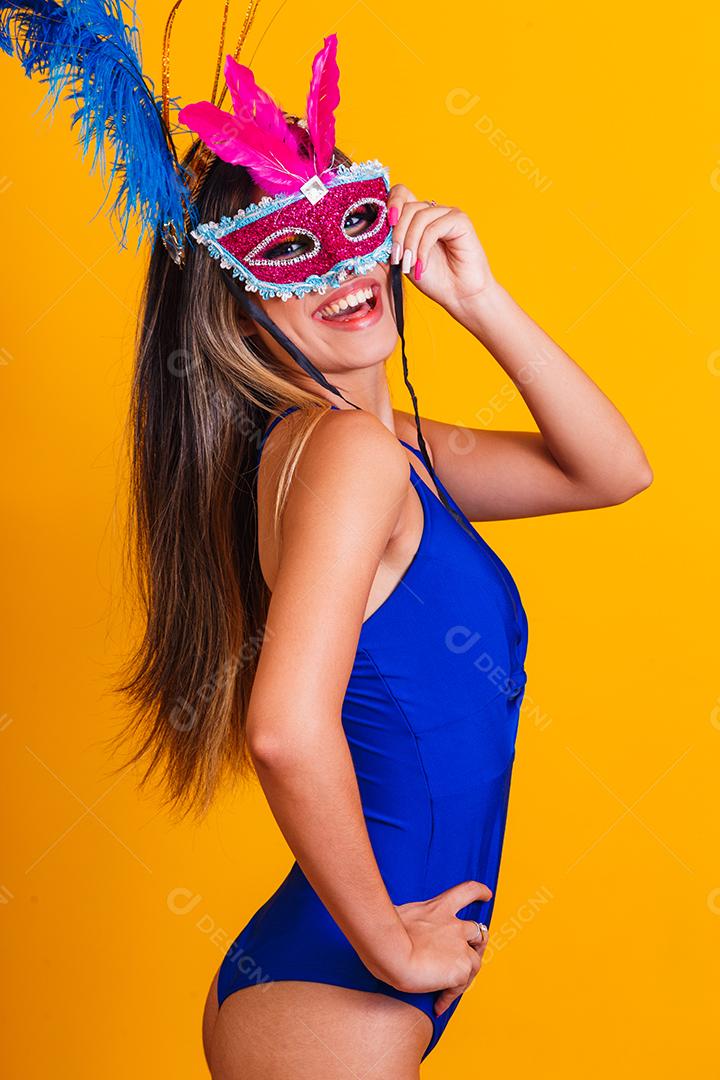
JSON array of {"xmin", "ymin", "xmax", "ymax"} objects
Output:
[
  {"xmin": 244, "ymin": 227, "xmax": 320, "ymax": 267},
  {"xmin": 342, "ymin": 197, "xmax": 388, "ymax": 244}
]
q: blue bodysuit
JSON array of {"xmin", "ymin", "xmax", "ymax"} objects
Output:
[{"xmin": 217, "ymin": 405, "xmax": 529, "ymax": 1059}]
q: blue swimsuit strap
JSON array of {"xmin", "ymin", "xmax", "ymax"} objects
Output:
[
  {"xmin": 256, "ymin": 403, "xmax": 342, "ymax": 468},
  {"xmin": 256, "ymin": 405, "xmax": 301, "ymax": 465}
]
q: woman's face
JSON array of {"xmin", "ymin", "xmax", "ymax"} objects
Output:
[{"xmin": 238, "ymin": 186, "xmax": 399, "ymax": 383}]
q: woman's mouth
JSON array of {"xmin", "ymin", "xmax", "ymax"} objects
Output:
[{"xmin": 313, "ymin": 282, "xmax": 383, "ymax": 331}]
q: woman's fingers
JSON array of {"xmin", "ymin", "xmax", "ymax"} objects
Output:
[
  {"xmin": 412, "ymin": 209, "xmax": 467, "ymax": 276},
  {"xmin": 434, "ymin": 946, "xmax": 484, "ymax": 1016},
  {"xmin": 437, "ymin": 879, "xmax": 493, "ymax": 913},
  {"xmin": 389, "ymin": 204, "xmax": 449, "ymax": 274},
  {"xmin": 470, "ymin": 933, "xmax": 489, "ymax": 957},
  {"xmin": 398, "ymin": 206, "xmax": 452, "ymax": 269},
  {"xmin": 386, "ymin": 184, "xmax": 415, "ymax": 243},
  {"xmin": 434, "ymin": 984, "xmax": 464, "ymax": 1016},
  {"xmin": 386, "ymin": 182, "xmax": 417, "ymax": 223},
  {"xmin": 386, "ymin": 183, "xmax": 450, "ymax": 273},
  {"xmin": 459, "ymin": 917, "xmax": 488, "ymax": 945}
]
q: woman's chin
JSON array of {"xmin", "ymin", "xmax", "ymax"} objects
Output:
[{"xmin": 314, "ymin": 317, "xmax": 398, "ymax": 369}]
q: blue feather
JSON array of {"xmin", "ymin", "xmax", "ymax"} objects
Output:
[{"xmin": 0, "ymin": 0, "xmax": 196, "ymax": 251}]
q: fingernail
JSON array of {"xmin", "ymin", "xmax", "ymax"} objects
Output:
[
  {"xmin": 414, "ymin": 257, "xmax": 423, "ymax": 282},
  {"xmin": 391, "ymin": 242, "xmax": 401, "ymax": 264},
  {"xmin": 388, "ymin": 205, "xmax": 399, "ymax": 226},
  {"xmin": 401, "ymin": 248, "xmax": 413, "ymax": 274}
]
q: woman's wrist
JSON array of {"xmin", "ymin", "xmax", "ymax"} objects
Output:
[
  {"xmin": 355, "ymin": 910, "xmax": 413, "ymax": 983},
  {"xmin": 446, "ymin": 279, "xmax": 512, "ymax": 341}
]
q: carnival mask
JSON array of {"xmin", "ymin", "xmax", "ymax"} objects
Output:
[{"xmin": 178, "ymin": 36, "xmax": 393, "ymax": 300}]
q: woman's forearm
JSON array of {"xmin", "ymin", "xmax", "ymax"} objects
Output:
[
  {"xmin": 450, "ymin": 282, "xmax": 653, "ymax": 497},
  {"xmin": 247, "ymin": 708, "xmax": 411, "ymax": 982}
]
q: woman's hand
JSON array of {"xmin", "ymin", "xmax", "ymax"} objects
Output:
[
  {"xmin": 433, "ymin": 925, "xmax": 490, "ymax": 1017},
  {"xmin": 369, "ymin": 879, "xmax": 492, "ymax": 1015},
  {"xmin": 386, "ymin": 183, "xmax": 497, "ymax": 317}
]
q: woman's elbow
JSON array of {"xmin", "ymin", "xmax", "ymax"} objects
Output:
[
  {"xmin": 246, "ymin": 710, "xmax": 293, "ymax": 770},
  {"xmin": 246, "ymin": 706, "xmax": 322, "ymax": 771},
  {"xmin": 601, "ymin": 459, "xmax": 654, "ymax": 506},
  {"xmin": 617, "ymin": 457, "xmax": 654, "ymax": 501},
  {"xmin": 575, "ymin": 456, "xmax": 653, "ymax": 509},
  {"xmin": 246, "ymin": 730, "xmax": 288, "ymax": 771}
]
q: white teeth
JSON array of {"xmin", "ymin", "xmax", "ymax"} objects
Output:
[{"xmin": 319, "ymin": 286, "xmax": 374, "ymax": 319}]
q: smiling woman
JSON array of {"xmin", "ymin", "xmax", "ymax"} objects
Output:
[
  {"xmin": 98, "ymin": 27, "xmax": 515, "ymax": 1077},
  {"xmin": 0, "ymin": 3, "xmax": 657, "ymax": 1079}
]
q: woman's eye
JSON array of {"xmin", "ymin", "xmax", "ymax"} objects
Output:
[
  {"xmin": 261, "ymin": 232, "xmax": 316, "ymax": 262},
  {"xmin": 343, "ymin": 202, "xmax": 380, "ymax": 237}
]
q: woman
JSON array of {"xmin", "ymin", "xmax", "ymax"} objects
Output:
[
  {"xmin": 117, "ymin": 118, "xmax": 653, "ymax": 1080},
  {"xmin": 0, "ymin": 8, "xmax": 651, "ymax": 1077}
]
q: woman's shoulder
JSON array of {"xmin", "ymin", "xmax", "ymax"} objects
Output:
[
  {"xmin": 293, "ymin": 405, "xmax": 410, "ymax": 497},
  {"xmin": 258, "ymin": 403, "xmax": 411, "ymax": 528},
  {"xmin": 257, "ymin": 403, "xmax": 419, "ymax": 591},
  {"xmin": 259, "ymin": 405, "xmax": 413, "ymax": 592}
]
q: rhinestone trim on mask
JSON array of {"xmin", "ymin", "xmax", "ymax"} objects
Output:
[
  {"xmin": 342, "ymin": 197, "xmax": 388, "ymax": 244},
  {"xmin": 244, "ymin": 227, "xmax": 321, "ymax": 267}
]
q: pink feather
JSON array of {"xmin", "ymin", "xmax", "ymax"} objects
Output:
[
  {"xmin": 178, "ymin": 56, "xmax": 315, "ymax": 194},
  {"xmin": 223, "ymin": 55, "xmax": 304, "ymax": 156},
  {"xmin": 305, "ymin": 34, "xmax": 341, "ymax": 177}
]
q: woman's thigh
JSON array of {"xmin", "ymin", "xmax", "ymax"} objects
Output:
[{"xmin": 205, "ymin": 974, "xmax": 433, "ymax": 1079}]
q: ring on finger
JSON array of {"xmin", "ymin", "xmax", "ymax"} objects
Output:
[{"xmin": 469, "ymin": 920, "xmax": 488, "ymax": 943}]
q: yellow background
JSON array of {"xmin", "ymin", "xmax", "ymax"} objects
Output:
[{"xmin": 2, "ymin": 2, "xmax": 718, "ymax": 1076}]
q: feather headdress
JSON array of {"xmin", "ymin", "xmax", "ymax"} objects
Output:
[
  {"xmin": 0, "ymin": 0, "xmax": 195, "ymax": 249},
  {"xmin": 178, "ymin": 33, "xmax": 341, "ymax": 195}
]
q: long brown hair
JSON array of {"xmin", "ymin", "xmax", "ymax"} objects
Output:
[{"xmin": 108, "ymin": 126, "xmax": 354, "ymax": 821}]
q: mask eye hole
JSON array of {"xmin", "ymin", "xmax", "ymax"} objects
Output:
[
  {"xmin": 342, "ymin": 198, "xmax": 387, "ymax": 243},
  {"xmin": 245, "ymin": 228, "xmax": 320, "ymax": 265}
]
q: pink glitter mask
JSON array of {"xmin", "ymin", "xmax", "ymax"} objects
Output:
[
  {"xmin": 190, "ymin": 162, "xmax": 393, "ymax": 301},
  {"xmin": 178, "ymin": 36, "xmax": 394, "ymax": 300}
]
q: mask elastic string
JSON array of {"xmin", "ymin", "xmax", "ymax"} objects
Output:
[
  {"xmin": 389, "ymin": 264, "xmax": 480, "ymax": 544},
  {"xmin": 222, "ymin": 273, "xmax": 361, "ymax": 409}
]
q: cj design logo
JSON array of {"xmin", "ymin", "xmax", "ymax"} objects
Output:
[
  {"xmin": 167, "ymin": 887, "xmax": 203, "ymax": 916},
  {"xmin": 166, "ymin": 887, "xmax": 273, "ymax": 990}
]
